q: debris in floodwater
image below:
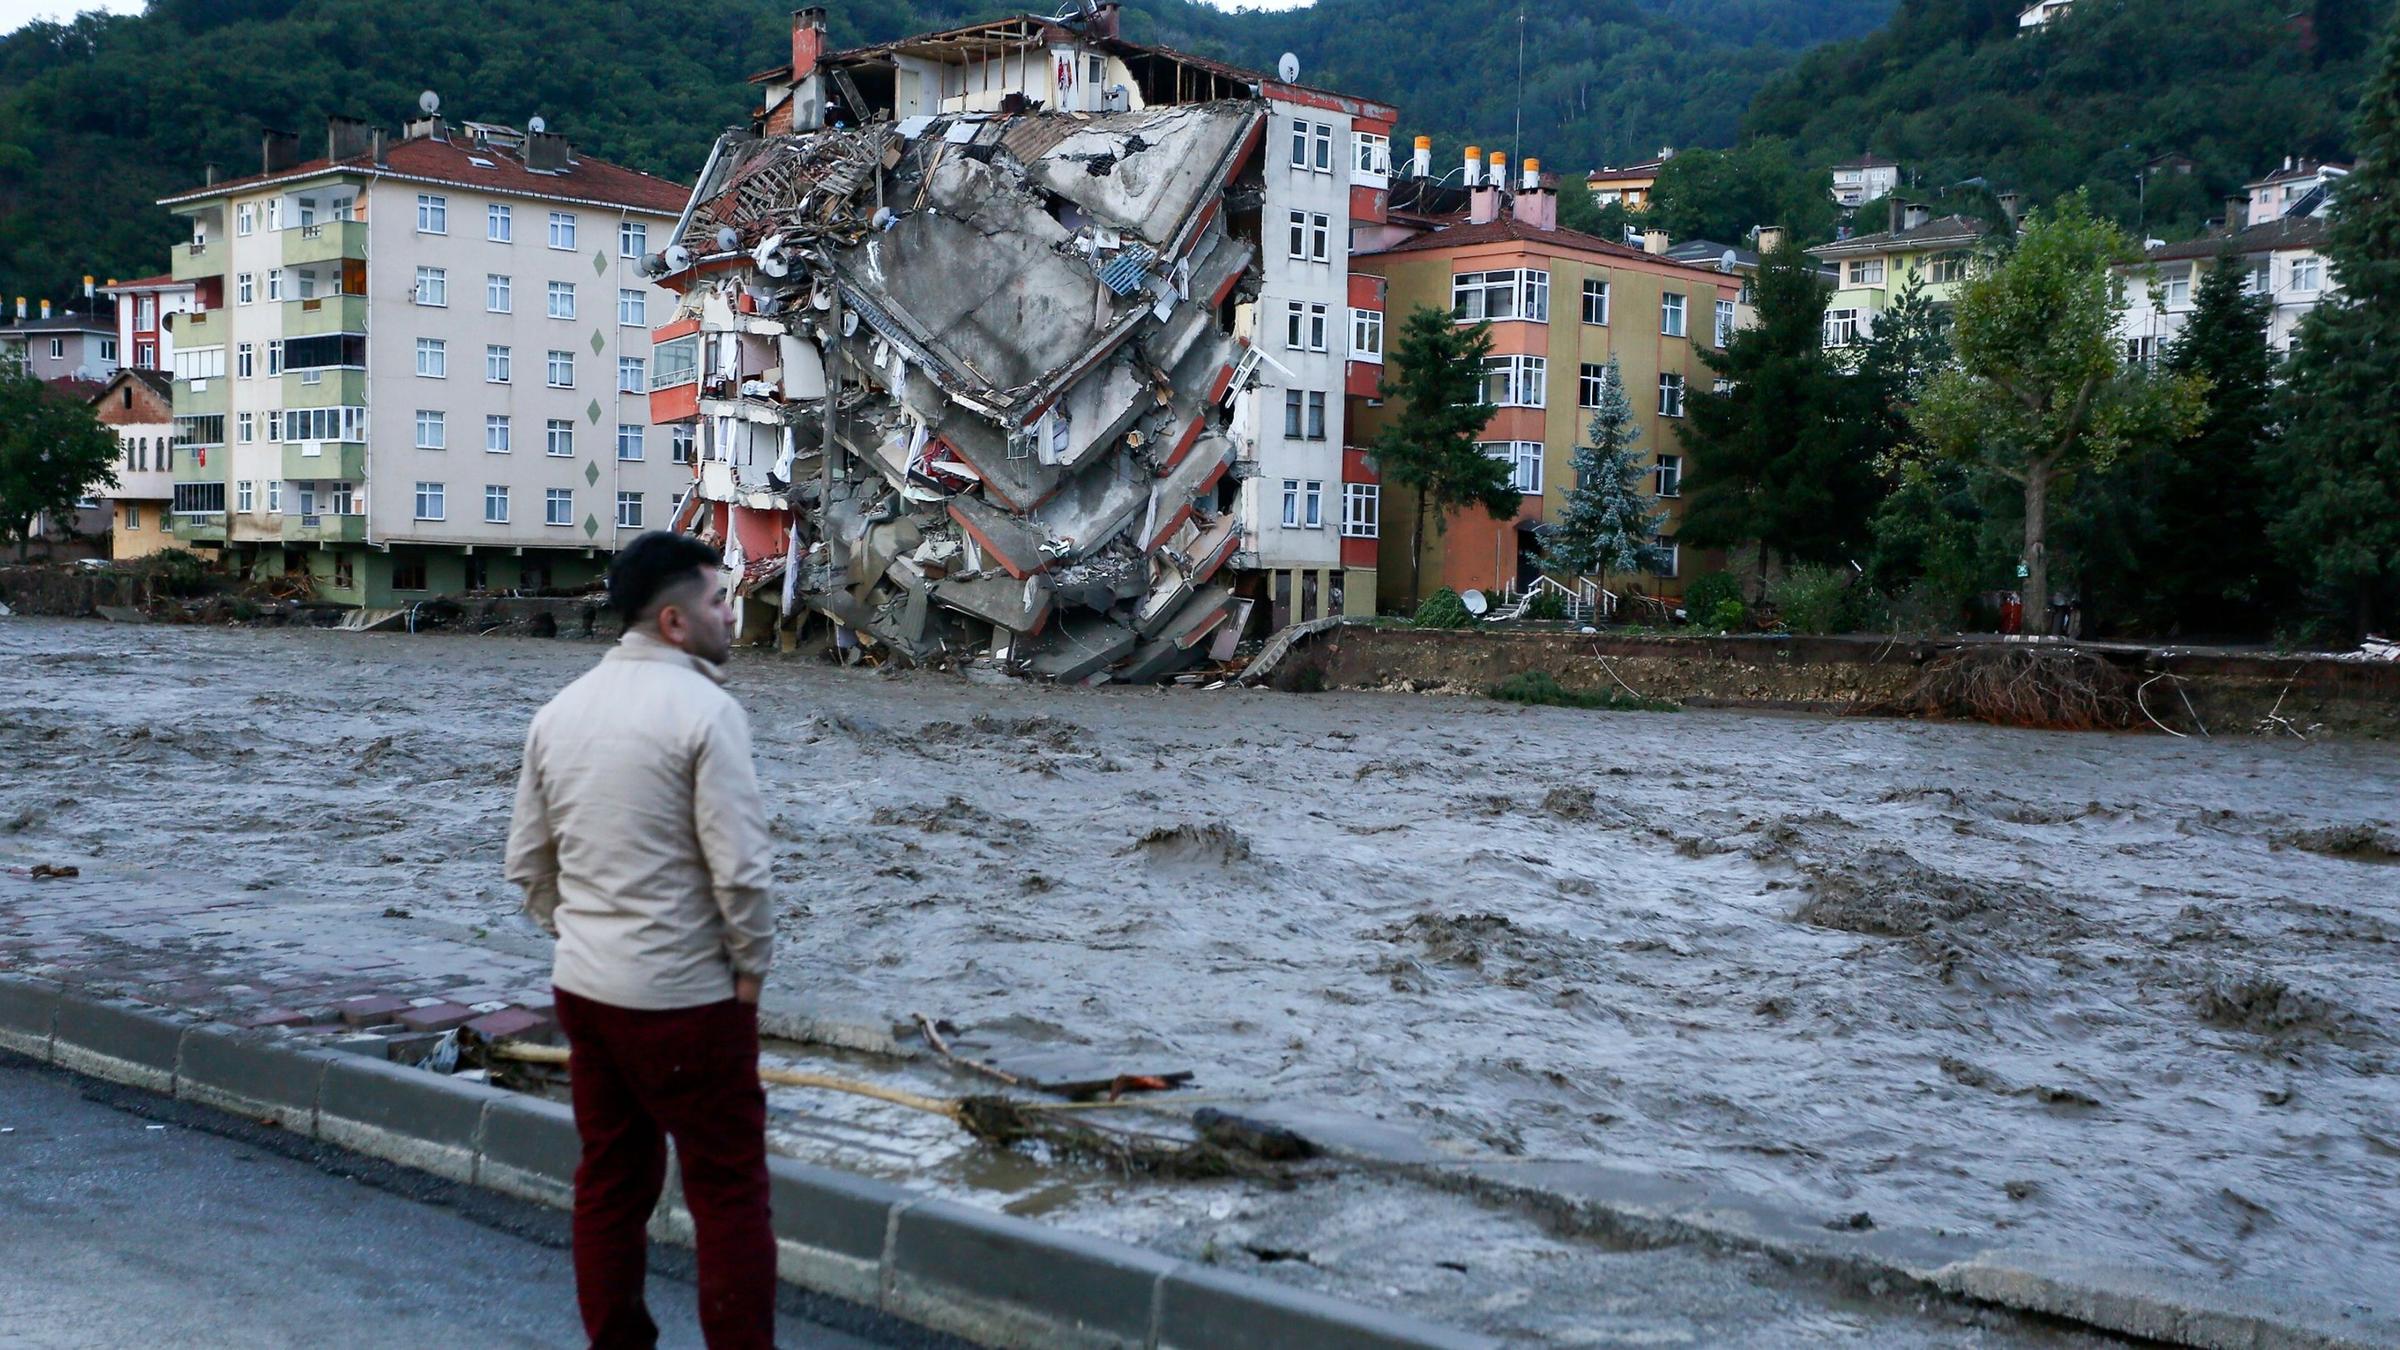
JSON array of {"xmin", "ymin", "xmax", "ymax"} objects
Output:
[
  {"xmin": 1125, "ymin": 821, "xmax": 1251, "ymax": 866},
  {"xmin": 2273, "ymin": 824, "xmax": 2400, "ymax": 863},
  {"xmin": 2193, "ymin": 971, "xmax": 2350, "ymax": 1041},
  {"xmin": 1826, "ymin": 1211, "xmax": 1876, "ymax": 1231}
]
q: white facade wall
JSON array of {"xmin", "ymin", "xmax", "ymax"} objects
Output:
[
  {"xmin": 218, "ymin": 190, "xmax": 292, "ymax": 546},
  {"xmin": 1245, "ymin": 100, "xmax": 1354, "ymax": 575},
  {"xmin": 2117, "ymin": 247, "xmax": 2335, "ymax": 362}
]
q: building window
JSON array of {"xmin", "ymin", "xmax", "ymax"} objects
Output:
[
  {"xmin": 487, "ymin": 414, "xmax": 512, "ymax": 453},
  {"xmin": 617, "ymin": 288, "xmax": 646, "ymax": 326},
  {"xmin": 237, "ymin": 343, "xmax": 254, "ymax": 378},
  {"xmin": 2162, "ymin": 265, "xmax": 2193, "ymax": 307},
  {"xmin": 267, "ymin": 480, "xmax": 280, "ymax": 513},
  {"xmin": 486, "ymin": 344, "xmax": 511, "ymax": 383},
  {"xmin": 547, "ymin": 281, "xmax": 576, "ymax": 320},
  {"xmin": 1352, "ymin": 131, "xmax": 1390, "ymax": 178},
  {"xmin": 1284, "ymin": 300, "xmax": 1305, "ymax": 350},
  {"xmin": 392, "ymin": 557, "xmax": 427, "ymax": 591},
  {"xmin": 1661, "ymin": 292, "xmax": 1687, "ymax": 337},
  {"xmin": 1302, "ymin": 480, "xmax": 1325, "ymax": 528},
  {"xmin": 1715, "ymin": 299, "xmax": 1736, "ymax": 347},
  {"xmin": 617, "ymin": 357, "xmax": 645, "ymax": 392},
  {"xmin": 671, "ymin": 425, "xmax": 696, "ymax": 464},
  {"xmin": 547, "ymin": 351, "xmax": 574, "ymax": 388},
  {"xmin": 1579, "ymin": 363, "xmax": 1606, "ymax": 408},
  {"xmin": 123, "ymin": 503, "xmax": 141, "ymax": 530},
  {"xmin": 484, "ymin": 484, "xmax": 509, "ymax": 523},
  {"xmin": 414, "ymin": 266, "xmax": 447, "ymax": 306},
  {"xmin": 616, "ymin": 424, "xmax": 644, "ymax": 460},
  {"xmin": 236, "ymin": 204, "xmax": 255, "ymax": 236},
  {"xmin": 236, "ymin": 412, "xmax": 253, "ymax": 443},
  {"xmin": 2124, "ymin": 335, "xmax": 2159, "ymax": 367},
  {"xmin": 1658, "ymin": 372, "xmax": 1685, "ymax": 418},
  {"xmin": 416, "ymin": 338, "xmax": 446, "ymax": 378},
  {"xmin": 1286, "ymin": 210, "xmax": 1308, "ymax": 260},
  {"xmin": 136, "ymin": 342, "xmax": 154, "ymax": 368},
  {"xmin": 1341, "ymin": 482, "xmax": 1380, "ymax": 537},
  {"xmin": 1652, "ymin": 533, "xmax": 1680, "ymax": 578},
  {"xmin": 237, "ymin": 480, "xmax": 254, "ymax": 512},
  {"xmin": 1824, "ymin": 308, "xmax": 1861, "ymax": 347},
  {"xmin": 100, "ymin": 337, "xmax": 116, "ymax": 363},
  {"xmin": 1846, "ymin": 258, "xmax": 1886, "ymax": 287},
  {"xmin": 1305, "ymin": 303, "xmax": 1329, "ymax": 352},
  {"xmin": 412, "ymin": 481, "xmax": 445, "ymax": 520},
  {"xmin": 1283, "ymin": 389, "xmax": 1304, "ymax": 438},
  {"xmin": 1929, "ymin": 252, "xmax": 1971, "ymax": 284},
  {"xmin": 1289, "ymin": 120, "xmax": 1310, "ymax": 169},
  {"xmin": 1453, "ymin": 268, "xmax": 1550, "ymax": 322},
  {"xmin": 1305, "ymin": 390, "xmax": 1327, "ymax": 440},
  {"xmin": 1479, "ymin": 354, "xmax": 1547, "ymax": 408},
  {"xmin": 1350, "ymin": 307, "xmax": 1383, "ymax": 361},
  {"xmin": 653, "ymin": 335, "xmax": 697, "ymax": 389},
  {"xmin": 1582, "ymin": 278, "xmax": 1610, "ymax": 325},
  {"xmin": 1654, "ymin": 454, "xmax": 1682, "ymax": 498},
  {"xmin": 615, "ymin": 492, "xmax": 644, "ymax": 529},
  {"xmin": 415, "ymin": 409, "xmax": 446, "ymax": 449},
  {"xmin": 487, "ymin": 274, "xmax": 512, "ymax": 313},
  {"xmin": 545, "ymin": 488, "xmax": 573, "ymax": 526},
  {"xmin": 488, "ymin": 203, "xmax": 512, "ymax": 242},
  {"xmin": 547, "ymin": 211, "xmax": 576, "ymax": 250},
  {"xmin": 236, "ymin": 272, "xmax": 256, "ymax": 305},
  {"xmin": 1313, "ymin": 122, "xmax": 1334, "ymax": 172},
  {"xmin": 2290, "ymin": 256, "xmax": 2322, "ymax": 291},
  {"xmin": 1280, "ymin": 478, "xmax": 1301, "ymax": 527},
  {"xmin": 416, "ymin": 193, "xmax": 447, "ymax": 234},
  {"xmin": 1309, "ymin": 213, "xmax": 1331, "ymax": 262},
  {"xmin": 1479, "ymin": 440, "xmax": 1543, "ymax": 495},
  {"xmin": 619, "ymin": 221, "xmax": 647, "ymax": 259},
  {"xmin": 546, "ymin": 420, "xmax": 573, "ymax": 456}
]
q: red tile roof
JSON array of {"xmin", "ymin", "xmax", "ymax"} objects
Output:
[
  {"xmin": 99, "ymin": 274, "xmax": 181, "ymax": 292},
  {"xmin": 1361, "ymin": 214, "xmax": 1730, "ymax": 276},
  {"xmin": 159, "ymin": 133, "xmax": 689, "ymax": 215}
]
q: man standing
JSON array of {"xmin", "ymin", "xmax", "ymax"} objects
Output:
[{"xmin": 506, "ymin": 531, "xmax": 776, "ymax": 1349}]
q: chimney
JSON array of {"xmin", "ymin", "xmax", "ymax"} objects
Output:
[
  {"xmin": 1756, "ymin": 225, "xmax": 1786, "ymax": 254},
  {"xmin": 1995, "ymin": 191, "xmax": 2023, "ymax": 227},
  {"xmin": 12, "ymin": 297, "xmax": 23, "ymax": 321},
  {"xmin": 1489, "ymin": 151, "xmax": 1507, "ymax": 189},
  {"xmin": 526, "ymin": 130, "xmax": 572, "ymax": 173},
  {"xmin": 2224, "ymin": 193, "xmax": 2248, "ymax": 231},
  {"xmin": 203, "ymin": 161, "xmax": 221, "ymax": 186},
  {"xmin": 1463, "ymin": 146, "xmax": 1483, "ymax": 187},
  {"xmin": 1903, "ymin": 202, "xmax": 1931, "ymax": 231},
  {"xmin": 1888, "ymin": 197, "xmax": 1909, "ymax": 234},
  {"xmin": 40, "ymin": 299, "xmax": 52, "ymax": 320},
  {"xmin": 1469, "ymin": 150, "xmax": 1501, "ymax": 224},
  {"xmin": 792, "ymin": 7, "xmax": 828, "ymax": 82},
  {"xmin": 1511, "ymin": 158, "xmax": 1556, "ymax": 231},
  {"xmin": 1412, "ymin": 135, "xmax": 1431, "ymax": 178},
  {"xmin": 261, "ymin": 128, "xmax": 300, "ymax": 175},
  {"xmin": 371, "ymin": 129, "xmax": 388, "ymax": 167},
  {"xmin": 327, "ymin": 114, "xmax": 375, "ymax": 162},
  {"xmin": 1642, "ymin": 228, "xmax": 1670, "ymax": 255},
  {"xmin": 1088, "ymin": 0, "xmax": 1120, "ymax": 40}
]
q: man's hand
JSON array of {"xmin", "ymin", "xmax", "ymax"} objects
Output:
[{"xmin": 734, "ymin": 974, "xmax": 763, "ymax": 1005}]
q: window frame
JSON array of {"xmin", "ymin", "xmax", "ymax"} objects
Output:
[
  {"xmin": 547, "ymin": 210, "xmax": 577, "ymax": 251},
  {"xmin": 416, "ymin": 193, "xmax": 448, "ymax": 235},
  {"xmin": 415, "ymin": 337, "xmax": 447, "ymax": 379},
  {"xmin": 1581, "ymin": 277, "xmax": 1610, "ymax": 326},
  {"xmin": 487, "ymin": 203, "xmax": 512, "ymax": 243},
  {"xmin": 1661, "ymin": 291, "xmax": 1688, "ymax": 338},
  {"xmin": 413, "ymin": 480, "xmax": 446, "ymax": 521},
  {"xmin": 1340, "ymin": 482, "xmax": 1380, "ymax": 538},
  {"xmin": 414, "ymin": 408, "xmax": 446, "ymax": 450},
  {"xmin": 485, "ymin": 484, "xmax": 510, "ymax": 523},
  {"xmin": 1658, "ymin": 372, "xmax": 1686, "ymax": 419},
  {"xmin": 486, "ymin": 414, "xmax": 513, "ymax": 454}
]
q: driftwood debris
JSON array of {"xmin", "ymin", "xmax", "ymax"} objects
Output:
[{"xmin": 1876, "ymin": 647, "xmax": 2136, "ymax": 731}]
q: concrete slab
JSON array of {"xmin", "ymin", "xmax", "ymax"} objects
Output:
[
  {"xmin": 0, "ymin": 975, "xmax": 60, "ymax": 1060},
  {"xmin": 175, "ymin": 1026, "xmax": 332, "ymax": 1132},
  {"xmin": 1156, "ymin": 1262, "xmax": 1502, "ymax": 1350},
  {"xmin": 317, "ymin": 1054, "xmax": 508, "ymax": 1184},
  {"xmin": 886, "ymin": 1197, "xmax": 1176, "ymax": 1350},
  {"xmin": 52, "ymin": 997, "xmax": 186, "ymax": 1094}
]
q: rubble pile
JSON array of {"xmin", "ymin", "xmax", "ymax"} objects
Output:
[{"xmin": 655, "ymin": 101, "xmax": 1266, "ymax": 681}]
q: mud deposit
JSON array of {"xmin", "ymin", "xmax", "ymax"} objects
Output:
[{"xmin": 5, "ymin": 620, "xmax": 2397, "ymax": 1318}]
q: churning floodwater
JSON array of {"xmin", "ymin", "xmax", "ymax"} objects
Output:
[{"xmin": 4, "ymin": 619, "xmax": 2395, "ymax": 1318}]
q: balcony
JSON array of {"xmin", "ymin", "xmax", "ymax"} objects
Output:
[
  {"xmin": 282, "ymin": 367, "xmax": 367, "ymax": 407},
  {"xmin": 170, "ymin": 513, "xmax": 227, "ymax": 543},
  {"xmin": 172, "ymin": 308, "xmax": 221, "ymax": 345},
  {"xmin": 173, "ymin": 378, "xmax": 228, "ymax": 416},
  {"xmin": 286, "ymin": 293, "xmax": 367, "ymax": 338},
  {"xmin": 280, "ymin": 441, "xmax": 366, "ymax": 481},
  {"xmin": 282, "ymin": 220, "xmax": 368, "ymax": 268},
  {"xmin": 171, "ymin": 238, "xmax": 226, "ymax": 283},
  {"xmin": 282, "ymin": 512, "xmax": 366, "ymax": 545}
]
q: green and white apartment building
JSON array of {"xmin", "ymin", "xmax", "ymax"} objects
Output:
[{"xmin": 157, "ymin": 112, "xmax": 689, "ymax": 605}]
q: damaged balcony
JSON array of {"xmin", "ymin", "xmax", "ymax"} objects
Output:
[{"xmin": 652, "ymin": 97, "xmax": 1269, "ymax": 683}]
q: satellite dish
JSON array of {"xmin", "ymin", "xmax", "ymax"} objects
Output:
[
  {"xmin": 1276, "ymin": 52, "xmax": 1300, "ymax": 83},
  {"xmin": 527, "ymin": 115, "xmax": 547, "ymax": 134},
  {"xmin": 418, "ymin": 90, "xmax": 440, "ymax": 116},
  {"xmin": 752, "ymin": 233, "xmax": 790, "ymax": 277},
  {"xmin": 1461, "ymin": 588, "xmax": 1489, "ymax": 616},
  {"xmin": 640, "ymin": 251, "xmax": 668, "ymax": 277},
  {"xmin": 662, "ymin": 243, "xmax": 692, "ymax": 273},
  {"xmin": 715, "ymin": 225, "xmax": 740, "ymax": 253},
  {"xmin": 1720, "ymin": 248, "xmax": 1738, "ymax": 272}
]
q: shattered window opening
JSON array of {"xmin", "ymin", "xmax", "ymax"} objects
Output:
[{"xmin": 670, "ymin": 425, "xmax": 695, "ymax": 464}]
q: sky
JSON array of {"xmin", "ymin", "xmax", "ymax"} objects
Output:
[{"xmin": 0, "ymin": 0, "xmax": 142, "ymax": 33}]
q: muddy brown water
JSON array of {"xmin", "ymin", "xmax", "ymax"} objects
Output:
[{"xmin": 4, "ymin": 620, "xmax": 2396, "ymax": 1317}]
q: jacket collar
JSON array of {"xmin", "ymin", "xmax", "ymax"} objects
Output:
[{"xmin": 609, "ymin": 628, "xmax": 729, "ymax": 686}]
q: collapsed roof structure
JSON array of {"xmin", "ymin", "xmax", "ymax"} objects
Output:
[{"xmin": 648, "ymin": 25, "xmax": 1270, "ymax": 681}]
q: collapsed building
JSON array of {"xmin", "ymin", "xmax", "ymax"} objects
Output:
[{"xmin": 645, "ymin": 4, "xmax": 1399, "ymax": 681}]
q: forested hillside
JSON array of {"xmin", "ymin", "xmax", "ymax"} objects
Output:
[
  {"xmin": 0, "ymin": 0, "xmax": 1891, "ymax": 306},
  {"xmin": 1747, "ymin": 0, "xmax": 2398, "ymax": 236}
]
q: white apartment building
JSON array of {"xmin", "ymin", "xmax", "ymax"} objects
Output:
[
  {"xmin": 1829, "ymin": 155, "xmax": 1901, "ymax": 209},
  {"xmin": 2118, "ymin": 158, "xmax": 2347, "ymax": 363},
  {"xmin": 155, "ymin": 110, "xmax": 687, "ymax": 606},
  {"xmin": 99, "ymin": 274, "xmax": 197, "ymax": 373}
]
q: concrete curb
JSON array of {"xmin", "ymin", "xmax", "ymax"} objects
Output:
[{"xmin": 0, "ymin": 975, "xmax": 1493, "ymax": 1350}]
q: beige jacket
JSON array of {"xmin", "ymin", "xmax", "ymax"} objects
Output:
[{"xmin": 505, "ymin": 630, "xmax": 774, "ymax": 1010}]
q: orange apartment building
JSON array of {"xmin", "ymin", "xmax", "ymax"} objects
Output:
[{"xmin": 1351, "ymin": 148, "xmax": 1739, "ymax": 610}]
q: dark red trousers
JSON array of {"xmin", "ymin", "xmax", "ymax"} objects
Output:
[{"xmin": 554, "ymin": 987, "xmax": 775, "ymax": 1350}]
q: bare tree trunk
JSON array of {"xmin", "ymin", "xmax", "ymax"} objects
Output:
[
  {"xmin": 1409, "ymin": 486, "xmax": 1428, "ymax": 612},
  {"xmin": 2023, "ymin": 462, "xmax": 2052, "ymax": 630}
]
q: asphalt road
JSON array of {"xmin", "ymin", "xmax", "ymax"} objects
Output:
[{"xmin": 0, "ymin": 1053, "xmax": 960, "ymax": 1350}]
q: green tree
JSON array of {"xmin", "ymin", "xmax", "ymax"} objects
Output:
[
  {"xmin": 1539, "ymin": 358, "xmax": 1669, "ymax": 580},
  {"xmin": 1373, "ymin": 306, "xmax": 1517, "ymax": 609},
  {"xmin": 1913, "ymin": 195, "xmax": 2206, "ymax": 623},
  {"xmin": 1559, "ymin": 187, "xmax": 1639, "ymax": 246},
  {"xmin": 1680, "ymin": 240, "xmax": 1877, "ymax": 588},
  {"xmin": 0, "ymin": 358, "xmax": 119, "ymax": 555},
  {"xmin": 2274, "ymin": 11, "xmax": 2400, "ymax": 638},
  {"xmin": 2126, "ymin": 253, "xmax": 2280, "ymax": 633},
  {"xmin": 1648, "ymin": 140, "xmax": 1839, "ymax": 247}
]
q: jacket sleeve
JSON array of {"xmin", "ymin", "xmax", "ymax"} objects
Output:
[
  {"xmin": 691, "ymin": 696, "xmax": 775, "ymax": 978},
  {"xmin": 503, "ymin": 716, "xmax": 563, "ymax": 935}
]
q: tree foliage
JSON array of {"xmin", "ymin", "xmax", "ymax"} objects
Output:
[
  {"xmin": 2273, "ymin": 8, "xmax": 2400, "ymax": 637},
  {"xmin": 1373, "ymin": 306, "xmax": 1516, "ymax": 607},
  {"xmin": 1647, "ymin": 140, "xmax": 1840, "ymax": 247},
  {"xmin": 0, "ymin": 358, "xmax": 119, "ymax": 550},
  {"xmin": 1539, "ymin": 358, "xmax": 1669, "ymax": 579}
]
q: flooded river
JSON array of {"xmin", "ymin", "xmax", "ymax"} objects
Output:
[{"xmin": 4, "ymin": 619, "xmax": 2395, "ymax": 1321}]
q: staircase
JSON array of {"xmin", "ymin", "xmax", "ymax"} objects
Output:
[{"xmin": 1497, "ymin": 575, "xmax": 1614, "ymax": 626}]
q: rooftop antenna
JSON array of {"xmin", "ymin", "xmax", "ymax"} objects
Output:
[{"xmin": 1512, "ymin": 9, "xmax": 1526, "ymax": 168}]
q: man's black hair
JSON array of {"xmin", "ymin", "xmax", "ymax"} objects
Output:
[{"xmin": 607, "ymin": 531, "xmax": 723, "ymax": 623}]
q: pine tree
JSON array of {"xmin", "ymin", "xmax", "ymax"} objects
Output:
[
  {"xmin": 1539, "ymin": 358, "xmax": 1668, "ymax": 579},
  {"xmin": 1373, "ymin": 306, "xmax": 1519, "ymax": 609},
  {"xmin": 2273, "ymin": 12, "xmax": 2400, "ymax": 639}
]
